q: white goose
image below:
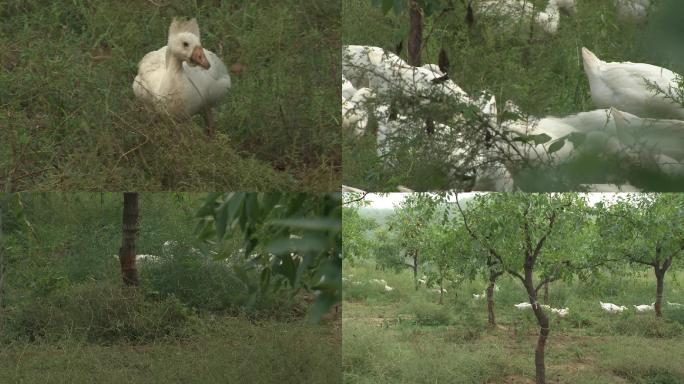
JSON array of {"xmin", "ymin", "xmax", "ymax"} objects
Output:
[
  {"xmin": 502, "ymin": 109, "xmax": 622, "ymax": 164},
  {"xmin": 611, "ymin": 107, "xmax": 684, "ymax": 176},
  {"xmin": 535, "ymin": 0, "xmax": 577, "ymax": 34},
  {"xmin": 133, "ymin": 18, "xmax": 231, "ymax": 136},
  {"xmin": 633, "ymin": 303, "xmax": 655, "ymax": 312},
  {"xmin": 581, "ymin": 47, "xmax": 684, "ymax": 120},
  {"xmin": 614, "ymin": 0, "xmax": 650, "ymax": 23},
  {"xmin": 600, "ymin": 301, "xmax": 627, "ymax": 313},
  {"xmin": 476, "ymin": 0, "xmax": 576, "ymax": 34}
]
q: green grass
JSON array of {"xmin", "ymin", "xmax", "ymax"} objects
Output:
[
  {"xmin": 343, "ymin": 261, "xmax": 684, "ymax": 384},
  {"xmin": 0, "ymin": 193, "xmax": 341, "ymax": 383},
  {"xmin": 0, "ymin": 0, "xmax": 340, "ymax": 191},
  {"xmin": 0, "ymin": 317, "xmax": 340, "ymax": 384},
  {"xmin": 341, "ymin": 0, "xmax": 680, "ymax": 191}
]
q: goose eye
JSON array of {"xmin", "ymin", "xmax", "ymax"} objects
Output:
[{"xmin": 183, "ymin": 42, "xmax": 189, "ymax": 48}]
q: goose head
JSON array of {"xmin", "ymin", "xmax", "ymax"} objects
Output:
[{"xmin": 167, "ymin": 18, "xmax": 210, "ymax": 69}]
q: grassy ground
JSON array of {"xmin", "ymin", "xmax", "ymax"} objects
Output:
[
  {"xmin": 0, "ymin": 316, "xmax": 340, "ymax": 384},
  {"xmin": 343, "ymin": 261, "xmax": 684, "ymax": 384},
  {"xmin": 341, "ymin": 0, "xmax": 679, "ymax": 191},
  {"xmin": 0, "ymin": 193, "xmax": 341, "ymax": 383},
  {"xmin": 0, "ymin": 0, "xmax": 340, "ymax": 191}
]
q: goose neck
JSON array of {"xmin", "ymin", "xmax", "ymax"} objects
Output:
[{"xmin": 165, "ymin": 47, "xmax": 184, "ymax": 73}]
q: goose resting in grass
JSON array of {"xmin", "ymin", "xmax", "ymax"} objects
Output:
[
  {"xmin": 612, "ymin": 107, "xmax": 684, "ymax": 176},
  {"xmin": 600, "ymin": 301, "xmax": 627, "ymax": 313},
  {"xmin": 133, "ymin": 18, "xmax": 231, "ymax": 136},
  {"xmin": 581, "ymin": 47, "xmax": 684, "ymax": 120},
  {"xmin": 475, "ymin": 0, "xmax": 576, "ymax": 34},
  {"xmin": 614, "ymin": 0, "xmax": 650, "ymax": 23}
]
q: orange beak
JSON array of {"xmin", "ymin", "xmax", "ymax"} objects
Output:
[{"xmin": 191, "ymin": 46, "xmax": 210, "ymax": 70}]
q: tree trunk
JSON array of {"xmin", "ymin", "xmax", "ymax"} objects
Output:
[
  {"xmin": 533, "ymin": 306, "xmax": 550, "ymax": 384},
  {"xmin": 407, "ymin": 0, "xmax": 422, "ymax": 67},
  {"xmin": 486, "ymin": 272, "xmax": 499, "ymax": 327},
  {"xmin": 439, "ymin": 277, "xmax": 444, "ymax": 304},
  {"xmin": 543, "ymin": 282, "xmax": 549, "ymax": 304},
  {"xmin": 655, "ymin": 268, "xmax": 665, "ymax": 318},
  {"xmin": 119, "ymin": 192, "xmax": 139, "ymax": 286},
  {"xmin": 412, "ymin": 252, "xmax": 418, "ymax": 290},
  {"xmin": 524, "ymin": 264, "xmax": 548, "ymax": 384}
]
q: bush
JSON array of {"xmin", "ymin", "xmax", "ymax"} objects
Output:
[
  {"xmin": 140, "ymin": 249, "xmax": 301, "ymax": 319},
  {"xmin": 141, "ymin": 249, "xmax": 249, "ymax": 312},
  {"xmin": 665, "ymin": 307, "xmax": 684, "ymax": 326},
  {"xmin": 8, "ymin": 281, "xmax": 192, "ymax": 344},
  {"xmin": 594, "ymin": 314, "xmax": 684, "ymax": 338},
  {"xmin": 406, "ymin": 300, "xmax": 454, "ymax": 326}
]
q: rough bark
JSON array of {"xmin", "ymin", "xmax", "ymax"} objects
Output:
[
  {"xmin": 655, "ymin": 268, "xmax": 664, "ymax": 318},
  {"xmin": 486, "ymin": 271, "xmax": 502, "ymax": 327},
  {"xmin": 437, "ymin": 277, "xmax": 445, "ymax": 304},
  {"xmin": 523, "ymin": 252, "xmax": 548, "ymax": 384},
  {"xmin": 407, "ymin": 0, "xmax": 422, "ymax": 67},
  {"xmin": 119, "ymin": 192, "xmax": 139, "ymax": 286},
  {"xmin": 412, "ymin": 251, "xmax": 418, "ymax": 291},
  {"xmin": 523, "ymin": 266, "xmax": 549, "ymax": 384}
]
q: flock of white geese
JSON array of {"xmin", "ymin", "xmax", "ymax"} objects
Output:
[{"xmin": 341, "ymin": 0, "xmax": 684, "ymax": 193}]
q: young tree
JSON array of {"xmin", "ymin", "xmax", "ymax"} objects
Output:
[
  {"xmin": 455, "ymin": 193, "xmax": 589, "ymax": 384},
  {"xmin": 421, "ymin": 216, "xmax": 470, "ymax": 304},
  {"xmin": 596, "ymin": 193, "xmax": 684, "ymax": 317},
  {"xmin": 342, "ymin": 196, "xmax": 377, "ymax": 263},
  {"xmin": 118, "ymin": 192, "xmax": 139, "ymax": 286},
  {"xmin": 388, "ymin": 193, "xmax": 439, "ymax": 289}
]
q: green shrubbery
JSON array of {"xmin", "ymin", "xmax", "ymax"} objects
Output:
[
  {"xmin": 405, "ymin": 299, "xmax": 453, "ymax": 326},
  {"xmin": 6, "ymin": 280, "xmax": 192, "ymax": 344}
]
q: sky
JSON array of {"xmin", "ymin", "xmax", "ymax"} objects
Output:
[{"xmin": 359, "ymin": 192, "xmax": 637, "ymax": 210}]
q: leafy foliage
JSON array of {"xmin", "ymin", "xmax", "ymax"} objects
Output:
[{"xmin": 195, "ymin": 193, "xmax": 342, "ymax": 322}]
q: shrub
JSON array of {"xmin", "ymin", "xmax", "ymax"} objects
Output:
[
  {"xmin": 8, "ymin": 281, "xmax": 191, "ymax": 344},
  {"xmin": 406, "ymin": 300, "xmax": 454, "ymax": 326},
  {"xmin": 140, "ymin": 249, "xmax": 302, "ymax": 319},
  {"xmin": 594, "ymin": 315, "xmax": 684, "ymax": 338},
  {"xmin": 141, "ymin": 249, "xmax": 249, "ymax": 312}
]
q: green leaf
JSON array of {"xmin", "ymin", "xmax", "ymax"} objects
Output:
[
  {"xmin": 532, "ymin": 133, "xmax": 552, "ymax": 145},
  {"xmin": 308, "ymin": 290, "xmax": 338, "ymax": 324},
  {"xmin": 381, "ymin": 0, "xmax": 394, "ymax": 14},
  {"xmin": 269, "ymin": 218, "xmax": 341, "ymax": 231},
  {"xmin": 547, "ymin": 139, "xmax": 566, "ymax": 154}
]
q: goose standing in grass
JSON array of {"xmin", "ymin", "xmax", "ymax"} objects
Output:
[
  {"xmin": 581, "ymin": 47, "xmax": 684, "ymax": 120},
  {"xmin": 514, "ymin": 302, "xmax": 533, "ymax": 310},
  {"xmin": 133, "ymin": 18, "xmax": 231, "ymax": 136}
]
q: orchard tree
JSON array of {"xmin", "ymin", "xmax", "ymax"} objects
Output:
[
  {"xmin": 388, "ymin": 193, "xmax": 439, "ymax": 289},
  {"xmin": 448, "ymin": 201, "xmax": 506, "ymax": 327},
  {"xmin": 195, "ymin": 193, "xmax": 341, "ymax": 322},
  {"xmin": 596, "ymin": 193, "xmax": 684, "ymax": 318},
  {"xmin": 342, "ymin": 194, "xmax": 377, "ymax": 263},
  {"xmin": 455, "ymin": 193, "xmax": 590, "ymax": 384},
  {"xmin": 420, "ymin": 217, "xmax": 469, "ymax": 304}
]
